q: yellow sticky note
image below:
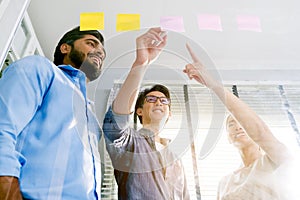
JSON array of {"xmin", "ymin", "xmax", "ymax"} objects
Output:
[
  {"xmin": 80, "ymin": 12, "xmax": 104, "ymax": 31},
  {"xmin": 116, "ymin": 14, "xmax": 140, "ymax": 32}
]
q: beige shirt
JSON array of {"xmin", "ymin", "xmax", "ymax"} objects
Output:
[
  {"xmin": 217, "ymin": 154, "xmax": 281, "ymax": 200},
  {"xmin": 156, "ymin": 141, "xmax": 190, "ymax": 200}
]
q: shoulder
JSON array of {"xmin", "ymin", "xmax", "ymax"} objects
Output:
[
  {"xmin": 1, "ymin": 55, "xmax": 60, "ymax": 88},
  {"xmin": 8, "ymin": 55, "xmax": 57, "ymax": 77},
  {"xmin": 219, "ymin": 172, "xmax": 232, "ymax": 183},
  {"xmin": 217, "ymin": 174, "xmax": 230, "ymax": 193},
  {"xmin": 7, "ymin": 55, "xmax": 57, "ymax": 72},
  {"xmin": 13, "ymin": 55, "xmax": 53, "ymax": 66},
  {"xmin": 218, "ymin": 170, "xmax": 235, "ymax": 188},
  {"xmin": 104, "ymin": 106, "xmax": 131, "ymax": 127}
]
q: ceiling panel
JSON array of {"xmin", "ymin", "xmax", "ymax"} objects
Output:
[{"xmin": 27, "ymin": 0, "xmax": 300, "ymax": 75}]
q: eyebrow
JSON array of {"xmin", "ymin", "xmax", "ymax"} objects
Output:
[
  {"xmin": 227, "ymin": 119, "xmax": 235, "ymax": 124},
  {"xmin": 85, "ymin": 38, "xmax": 100, "ymax": 45},
  {"xmin": 86, "ymin": 38, "xmax": 106, "ymax": 56},
  {"xmin": 146, "ymin": 95, "xmax": 167, "ymax": 98}
]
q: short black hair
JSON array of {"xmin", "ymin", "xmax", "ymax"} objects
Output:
[
  {"xmin": 53, "ymin": 26, "xmax": 104, "ymax": 66},
  {"xmin": 134, "ymin": 84, "xmax": 171, "ymax": 124}
]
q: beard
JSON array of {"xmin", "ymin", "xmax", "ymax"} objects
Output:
[{"xmin": 69, "ymin": 48, "xmax": 102, "ymax": 81}]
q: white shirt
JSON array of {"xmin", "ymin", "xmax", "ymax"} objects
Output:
[{"xmin": 217, "ymin": 154, "xmax": 296, "ymax": 200}]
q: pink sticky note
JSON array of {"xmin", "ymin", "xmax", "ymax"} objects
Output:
[
  {"xmin": 197, "ymin": 14, "xmax": 223, "ymax": 31},
  {"xmin": 160, "ymin": 16, "xmax": 185, "ymax": 32},
  {"xmin": 237, "ymin": 15, "xmax": 262, "ymax": 32}
]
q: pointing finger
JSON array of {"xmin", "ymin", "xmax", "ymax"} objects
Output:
[{"xmin": 186, "ymin": 43, "xmax": 200, "ymax": 63}]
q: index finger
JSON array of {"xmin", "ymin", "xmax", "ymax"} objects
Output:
[{"xmin": 186, "ymin": 43, "xmax": 200, "ymax": 63}]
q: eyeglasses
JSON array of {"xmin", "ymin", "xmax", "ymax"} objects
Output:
[{"xmin": 145, "ymin": 95, "xmax": 171, "ymax": 105}]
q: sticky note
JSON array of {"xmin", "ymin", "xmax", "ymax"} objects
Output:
[
  {"xmin": 116, "ymin": 14, "xmax": 140, "ymax": 31},
  {"xmin": 197, "ymin": 14, "xmax": 223, "ymax": 31},
  {"xmin": 80, "ymin": 12, "xmax": 104, "ymax": 31},
  {"xmin": 237, "ymin": 15, "xmax": 262, "ymax": 32},
  {"xmin": 160, "ymin": 16, "xmax": 185, "ymax": 32}
]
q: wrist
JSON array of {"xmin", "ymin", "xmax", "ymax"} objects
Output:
[{"xmin": 132, "ymin": 60, "xmax": 148, "ymax": 68}]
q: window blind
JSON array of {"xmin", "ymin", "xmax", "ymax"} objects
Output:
[{"xmin": 101, "ymin": 83, "xmax": 300, "ymax": 200}]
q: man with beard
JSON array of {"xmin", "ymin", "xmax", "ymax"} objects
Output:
[{"xmin": 0, "ymin": 26, "xmax": 105, "ymax": 199}]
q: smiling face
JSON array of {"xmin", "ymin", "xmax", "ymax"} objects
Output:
[
  {"xmin": 61, "ymin": 34, "xmax": 106, "ymax": 81},
  {"xmin": 226, "ymin": 115, "xmax": 253, "ymax": 148},
  {"xmin": 136, "ymin": 91, "xmax": 171, "ymax": 126}
]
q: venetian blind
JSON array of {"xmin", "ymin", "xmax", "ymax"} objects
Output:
[{"xmin": 101, "ymin": 83, "xmax": 300, "ymax": 200}]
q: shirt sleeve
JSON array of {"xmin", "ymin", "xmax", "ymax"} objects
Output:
[
  {"xmin": 102, "ymin": 105, "xmax": 135, "ymax": 169},
  {"xmin": 0, "ymin": 55, "xmax": 54, "ymax": 177},
  {"xmin": 102, "ymin": 105, "xmax": 131, "ymax": 143}
]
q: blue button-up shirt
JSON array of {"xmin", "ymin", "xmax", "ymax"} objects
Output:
[{"xmin": 0, "ymin": 55, "xmax": 101, "ymax": 199}]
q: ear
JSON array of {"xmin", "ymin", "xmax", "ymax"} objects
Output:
[
  {"xmin": 60, "ymin": 43, "xmax": 71, "ymax": 54},
  {"xmin": 136, "ymin": 108, "xmax": 143, "ymax": 116}
]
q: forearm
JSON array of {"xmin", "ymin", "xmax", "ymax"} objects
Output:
[
  {"xmin": 212, "ymin": 85, "xmax": 268, "ymax": 133},
  {"xmin": 185, "ymin": 44, "xmax": 287, "ymax": 163},
  {"xmin": 211, "ymin": 84, "xmax": 279, "ymax": 146},
  {"xmin": 184, "ymin": 43, "xmax": 268, "ymax": 137},
  {"xmin": 0, "ymin": 176, "xmax": 22, "ymax": 200},
  {"xmin": 113, "ymin": 63, "xmax": 147, "ymax": 114}
]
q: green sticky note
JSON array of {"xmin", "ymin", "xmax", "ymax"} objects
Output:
[
  {"xmin": 116, "ymin": 14, "xmax": 140, "ymax": 32},
  {"xmin": 80, "ymin": 12, "xmax": 104, "ymax": 30}
]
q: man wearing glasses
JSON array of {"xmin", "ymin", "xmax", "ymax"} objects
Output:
[{"xmin": 102, "ymin": 27, "xmax": 190, "ymax": 199}]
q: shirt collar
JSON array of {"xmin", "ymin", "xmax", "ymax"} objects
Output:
[
  {"xmin": 58, "ymin": 64, "xmax": 87, "ymax": 97},
  {"xmin": 139, "ymin": 128, "xmax": 170, "ymax": 145},
  {"xmin": 58, "ymin": 64, "xmax": 85, "ymax": 79}
]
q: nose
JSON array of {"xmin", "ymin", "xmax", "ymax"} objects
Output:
[
  {"xmin": 235, "ymin": 123, "xmax": 242, "ymax": 130},
  {"xmin": 94, "ymin": 45, "xmax": 106, "ymax": 60},
  {"xmin": 155, "ymin": 98, "xmax": 163, "ymax": 106},
  {"xmin": 98, "ymin": 49, "xmax": 106, "ymax": 60}
]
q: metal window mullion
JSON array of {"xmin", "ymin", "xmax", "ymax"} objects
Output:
[
  {"xmin": 184, "ymin": 84, "xmax": 201, "ymax": 200},
  {"xmin": 278, "ymin": 85, "xmax": 300, "ymax": 146},
  {"xmin": 0, "ymin": 0, "xmax": 30, "ymax": 69}
]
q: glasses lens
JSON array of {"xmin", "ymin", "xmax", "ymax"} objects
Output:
[
  {"xmin": 160, "ymin": 97, "xmax": 170, "ymax": 105},
  {"xmin": 145, "ymin": 96, "xmax": 170, "ymax": 105},
  {"xmin": 146, "ymin": 96, "xmax": 158, "ymax": 103}
]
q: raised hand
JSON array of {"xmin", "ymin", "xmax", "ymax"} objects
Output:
[
  {"xmin": 133, "ymin": 27, "xmax": 167, "ymax": 67},
  {"xmin": 113, "ymin": 28, "xmax": 167, "ymax": 114},
  {"xmin": 183, "ymin": 43, "xmax": 217, "ymax": 89}
]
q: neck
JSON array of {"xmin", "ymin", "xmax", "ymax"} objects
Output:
[
  {"xmin": 239, "ymin": 144, "xmax": 262, "ymax": 167},
  {"xmin": 143, "ymin": 122, "xmax": 164, "ymax": 143}
]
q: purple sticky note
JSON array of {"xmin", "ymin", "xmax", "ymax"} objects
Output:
[
  {"xmin": 197, "ymin": 14, "xmax": 223, "ymax": 31},
  {"xmin": 160, "ymin": 16, "xmax": 185, "ymax": 32},
  {"xmin": 237, "ymin": 15, "xmax": 262, "ymax": 32}
]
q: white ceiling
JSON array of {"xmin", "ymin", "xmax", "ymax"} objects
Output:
[{"xmin": 27, "ymin": 0, "xmax": 300, "ymax": 80}]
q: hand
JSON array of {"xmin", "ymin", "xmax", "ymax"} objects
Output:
[
  {"xmin": 183, "ymin": 43, "xmax": 218, "ymax": 89},
  {"xmin": 0, "ymin": 176, "xmax": 23, "ymax": 200},
  {"xmin": 133, "ymin": 27, "xmax": 167, "ymax": 67}
]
